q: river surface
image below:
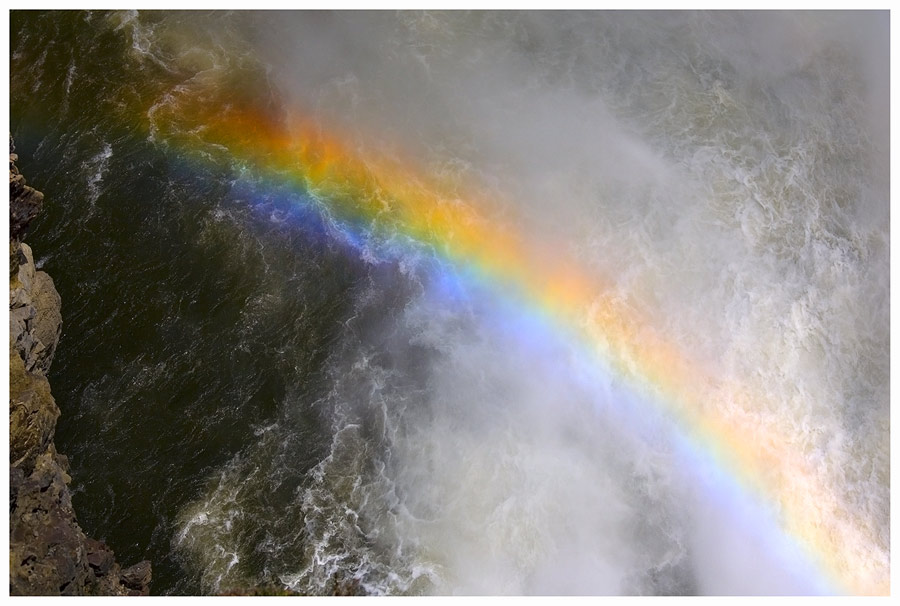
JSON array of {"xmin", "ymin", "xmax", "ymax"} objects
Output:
[{"xmin": 9, "ymin": 11, "xmax": 889, "ymax": 595}]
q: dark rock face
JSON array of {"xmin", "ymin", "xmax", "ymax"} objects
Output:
[
  {"xmin": 9, "ymin": 135, "xmax": 44, "ymax": 245},
  {"xmin": 10, "ymin": 446, "xmax": 93, "ymax": 595},
  {"xmin": 121, "ymin": 561, "xmax": 153, "ymax": 595},
  {"xmin": 9, "ymin": 136, "xmax": 152, "ymax": 595}
]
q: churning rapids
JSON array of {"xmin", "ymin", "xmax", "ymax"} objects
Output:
[{"xmin": 9, "ymin": 11, "xmax": 889, "ymax": 596}]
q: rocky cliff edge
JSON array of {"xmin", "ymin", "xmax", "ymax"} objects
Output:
[{"xmin": 9, "ymin": 136, "xmax": 152, "ymax": 595}]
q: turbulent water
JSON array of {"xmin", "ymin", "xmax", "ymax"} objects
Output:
[{"xmin": 10, "ymin": 11, "xmax": 889, "ymax": 595}]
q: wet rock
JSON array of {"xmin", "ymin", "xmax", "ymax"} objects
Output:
[
  {"xmin": 120, "ymin": 561, "xmax": 152, "ymax": 594},
  {"xmin": 329, "ymin": 571, "xmax": 367, "ymax": 596},
  {"xmin": 86, "ymin": 538, "xmax": 116, "ymax": 576}
]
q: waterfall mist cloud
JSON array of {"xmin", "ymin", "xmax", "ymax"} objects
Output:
[{"xmin": 160, "ymin": 11, "xmax": 888, "ymax": 594}]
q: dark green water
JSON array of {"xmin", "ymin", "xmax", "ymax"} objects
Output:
[{"xmin": 11, "ymin": 11, "xmax": 376, "ymax": 594}]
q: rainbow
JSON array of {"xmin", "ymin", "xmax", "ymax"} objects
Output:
[{"xmin": 142, "ymin": 88, "xmax": 887, "ymax": 596}]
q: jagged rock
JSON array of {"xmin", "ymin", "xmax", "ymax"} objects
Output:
[
  {"xmin": 16, "ymin": 242, "xmax": 36, "ymax": 291},
  {"xmin": 9, "ymin": 241, "xmax": 61, "ymax": 374},
  {"xmin": 9, "ymin": 347, "xmax": 150, "ymax": 596},
  {"xmin": 11, "ymin": 239, "xmax": 21, "ymax": 280},
  {"xmin": 9, "ymin": 136, "xmax": 44, "ymax": 243},
  {"xmin": 31, "ymin": 270, "xmax": 62, "ymax": 372},
  {"xmin": 9, "ymin": 172, "xmax": 44, "ymax": 242},
  {"xmin": 9, "ymin": 448, "xmax": 92, "ymax": 595},
  {"xmin": 9, "ymin": 350, "xmax": 60, "ymax": 474},
  {"xmin": 86, "ymin": 538, "xmax": 116, "ymax": 576},
  {"xmin": 120, "ymin": 561, "xmax": 152, "ymax": 594},
  {"xmin": 10, "ymin": 301, "xmax": 36, "ymax": 352}
]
